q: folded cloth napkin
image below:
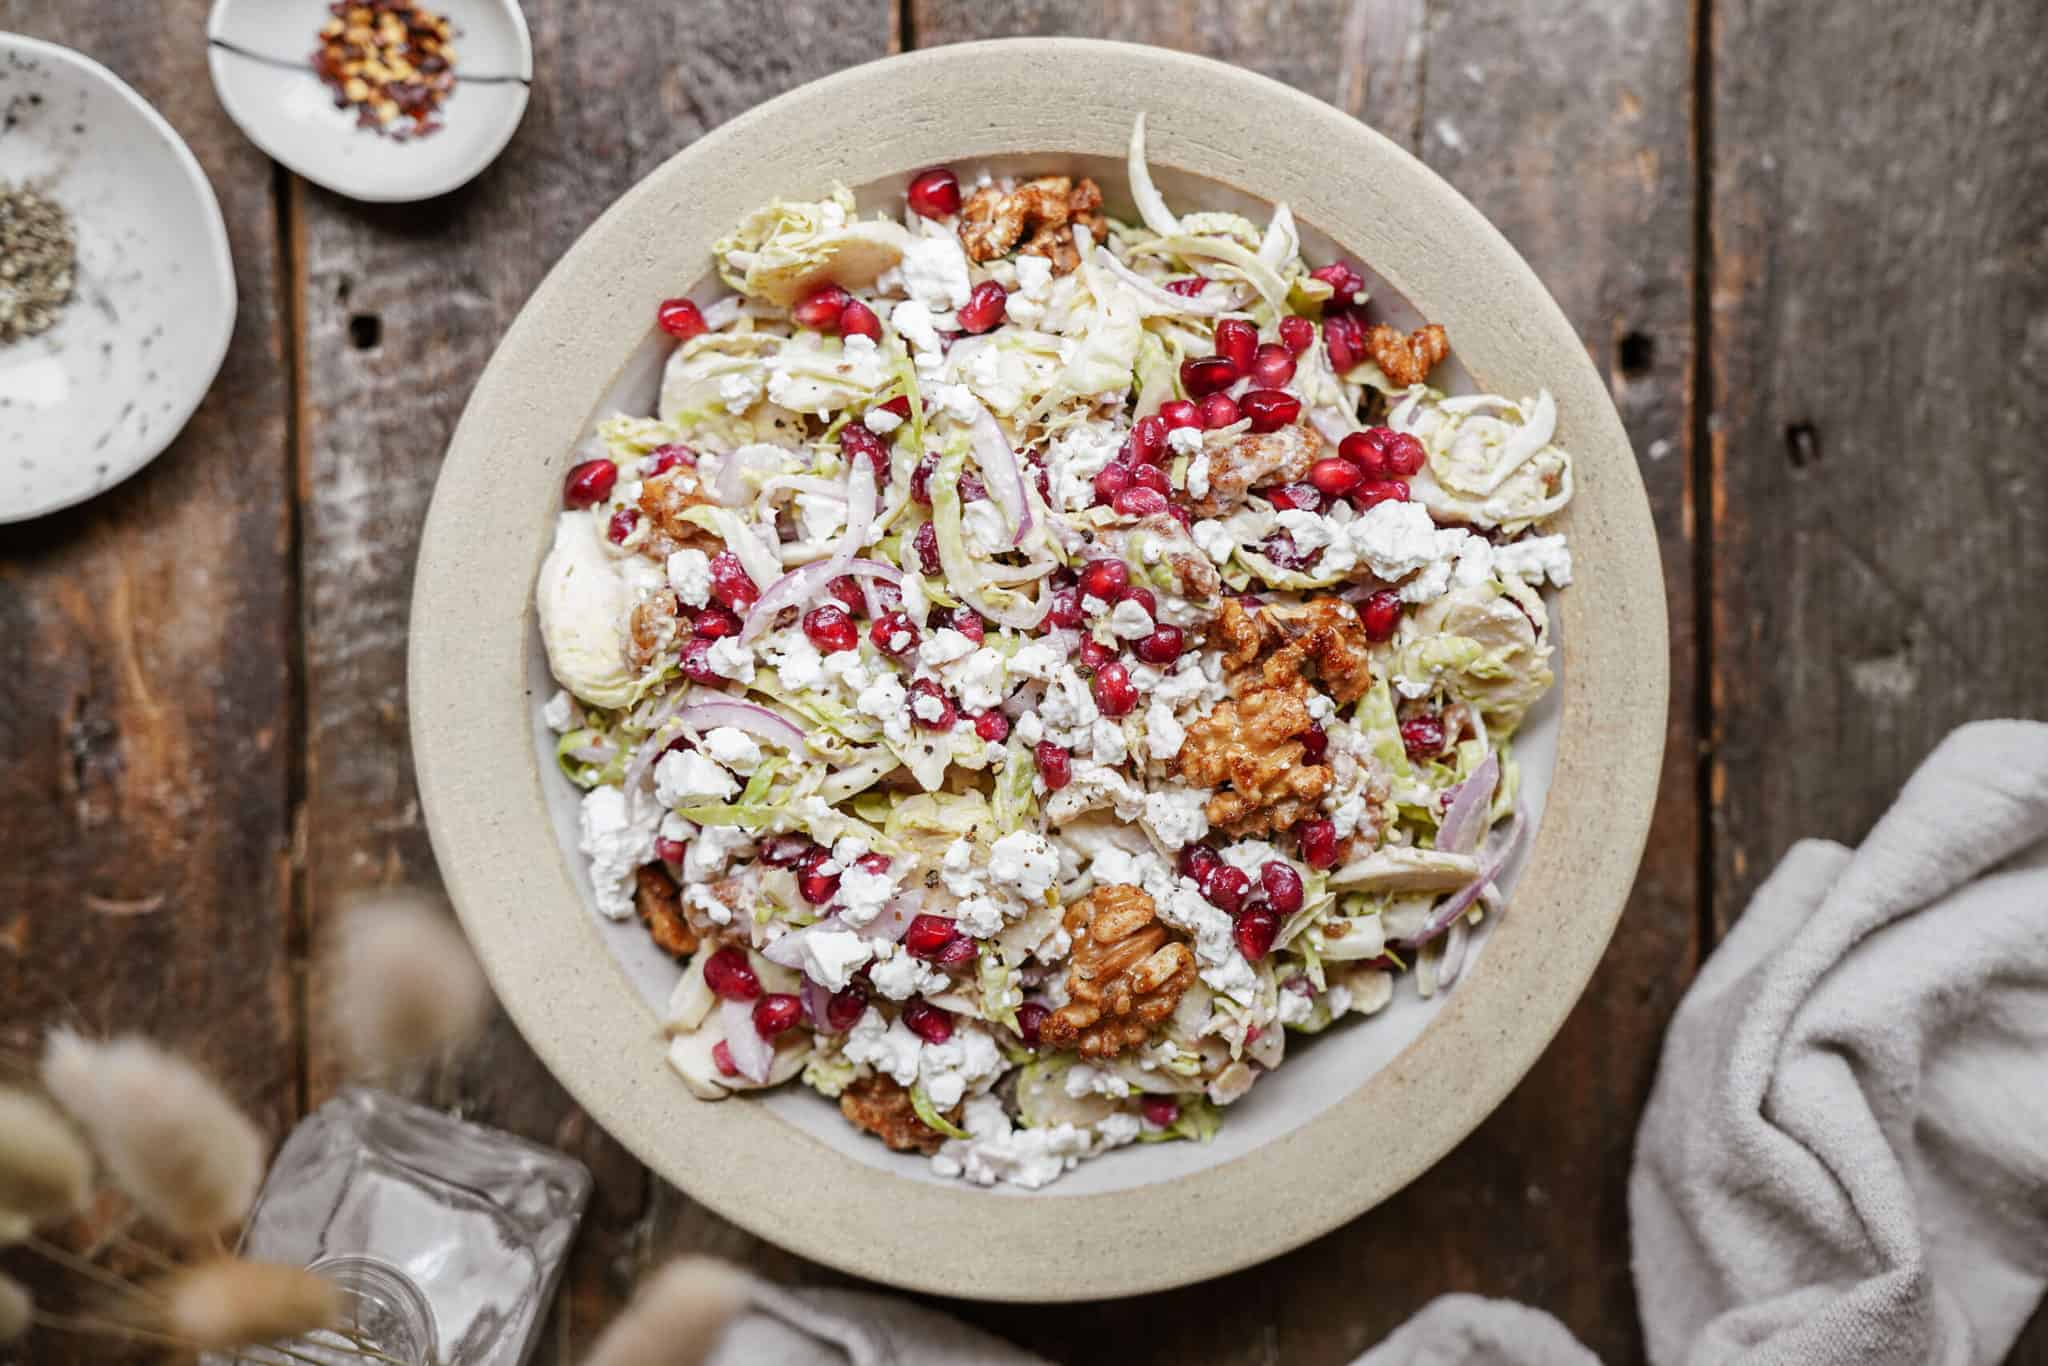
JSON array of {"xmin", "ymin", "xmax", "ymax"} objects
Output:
[{"xmin": 705, "ymin": 722, "xmax": 2048, "ymax": 1366}]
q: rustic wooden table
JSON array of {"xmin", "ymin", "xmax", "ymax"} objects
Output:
[{"xmin": 3, "ymin": 2, "xmax": 2042, "ymax": 1362}]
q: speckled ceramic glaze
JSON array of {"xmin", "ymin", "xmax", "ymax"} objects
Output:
[
  {"xmin": 410, "ymin": 40, "xmax": 1668, "ymax": 1301},
  {"xmin": 0, "ymin": 35, "xmax": 235, "ymax": 525},
  {"xmin": 206, "ymin": 0, "xmax": 531, "ymax": 204}
]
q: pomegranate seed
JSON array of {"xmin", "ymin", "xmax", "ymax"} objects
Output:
[
  {"xmin": 655, "ymin": 836, "xmax": 687, "ymax": 865},
  {"xmin": 1158, "ymin": 398, "xmax": 1201, "ymax": 431},
  {"xmin": 1014, "ymin": 1002, "xmax": 1050, "ymax": 1046},
  {"xmin": 1081, "ymin": 556, "xmax": 1127, "ymax": 601},
  {"xmin": 825, "ymin": 984, "xmax": 868, "ymax": 1032},
  {"xmin": 563, "ymin": 459, "xmax": 617, "ymax": 508},
  {"xmin": 1340, "ymin": 429, "xmax": 1390, "ymax": 478},
  {"xmin": 1120, "ymin": 585, "xmax": 1157, "ymax": 618},
  {"xmin": 908, "ymin": 678, "xmax": 958, "ymax": 732},
  {"xmin": 1308, "ymin": 457, "xmax": 1362, "ymax": 497},
  {"xmin": 606, "ymin": 507, "xmax": 640, "ymax": 544},
  {"xmin": 704, "ymin": 947, "xmax": 761, "ymax": 1002},
  {"xmin": 1265, "ymin": 482, "xmax": 1322, "ymax": 513},
  {"xmin": 908, "ymin": 520, "xmax": 940, "ymax": 575},
  {"xmin": 1310, "ymin": 260, "xmax": 1366, "ymax": 300},
  {"xmin": 950, "ymin": 607, "xmax": 985, "ymax": 643},
  {"xmin": 693, "ymin": 605, "xmax": 742, "ymax": 639},
  {"xmin": 1093, "ymin": 462, "xmax": 1132, "ymax": 505},
  {"xmin": 1213, "ymin": 318, "xmax": 1258, "ymax": 372},
  {"xmin": 1355, "ymin": 479, "xmax": 1410, "ymax": 508},
  {"xmin": 841, "ymin": 423, "xmax": 890, "ymax": 483},
  {"xmin": 1200, "ymin": 394, "xmax": 1241, "ymax": 430},
  {"xmin": 1277, "ymin": 315, "xmax": 1316, "ymax": 354},
  {"xmin": 657, "ymin": 297, "xmax": 706, "ymax": 340},
  {"xmin": 1035, "ymin": 742, "xmax": 1072, "ymax": 790},
  {"xmin": 644, "ymin": 443, "xmax": 693, "ymax": 476},
  {"xmin": 712, "ymin": 1040, "xmax": 738, "ymax": 1077},
  {"xmin": 1047, "ymin": 587, "xmax": 1084, "ymax": 628},
  {"xmin": 1248, "ymin": 342, "xmax": 1297, "ymax": 388},
  {"xmin": 1128, "ymin": 462, "xmax": 1170, "ymax": 495},
  {"xmin": 974, "ymin": 711, "xmax": 1011, "ymax": 743},
  {"xmin": 879, "ymin": 394, "xmax": 912, "ymax": 419},
  {"xmin": 708, "ymin": 551, "xmax": 758, "ymax": 610},
  {"xmin": 1206, "ymin": 865, "xmax": 1251, "ymax": 914},
  {"xmin": 1164, "ymin": 276, "xmax": 1208, "ymax": 297},
  {"xmin": 1300, "ymin": 722, "xmax": 1329, "ymax": 762},
  {"xmin": 1180, "ymin": 356, "xmax": 1238, "ymax": 397},
  {"xmin": 1324, "ymin": 312, "xmax": 1365, "ymax": 372},
  {"xmin": 825, "ymin": 576, "xmax": 865, "ymax": 616},
  {"xmin": 1141, "ymin": 1096, "xmax": 1181, "ymax": 1128},
  {"xmin": 1261, "ymin": 861, "xmax": 1305, "ymax": 915},
  {"xmin": 935, "ymin": 935, "xmax": 979, "ymax": 967},
  {"xmin": 956, "ymin": 280, "xmax": 1008, "ymax": 334},
  {"xmin": 1113, "ymin": 487, "xmax": 1169, "ymax": 517},
  {"xmin": 678, "ymin": 639, "xmax": 719, "ymax": 683},
  {"xmin": 793, "ymin": 283, "xmax": 853, "ymax": 331},
  {"xmin": 1093, "ymin": 661, "xmax": 1140, "ymax": 715},
  {"xmin": 1401, "ymin": 714, "xmax": 1447, "ymax": 760},
  {"xmin": 903, "ymin": 999, "xmax": 953, "ymax": 1044},
  {"xmin": 905, "ymin": 914, "xmax": 961, "ymax": 960},
  {"xmin": 1178, "ymin": 844, "xmax": 1221, "ymax": 884},
  {"xmin": 1298, "ymin": 818, "xmax": 1340, "ymax": 869},
  {"xmin": 759, "ymin": 834, "xmax": 815, "ymax": 867},
  {"xmin": 838, "ymin": 299, "xmax": 882, "ymax": 342},
  {"xmin": 856, "ymin": 852, "xmax": 891, "ymax": 875},
  {"xmin": 1077, "ymin": 638, "xmax": 1112, "ymax": 670},
  {"xmin": 906, "ymin": 167, "xmax": 962, "ymax": 219},
  {"xmin": 1363, "ymin": 590, "xmax": 1401, "ymax": 641},
  {"xmin": 1234, "ymin": 905, "xmax": 1281, "ymax": 961},
  {"xmin": 801, "ymin": 604, "xmax": 859, "ymax": 654},
  {"xmin": 910, "ymin": 455, "xmax": 938, "ymax": 505},
  {"xmin": 1383, "ymin": 430, "xmax": 1427, "ymax": 476},
  {"xmin": 1241, "ymin": 389, "xmax": 1303, "ymax": 433},
  {"xmin": 753, "ymin": 993, "xmax": 802, "ymax": 1038},
  {"xmin": 1130, "ymin": 414, "xmax": 1168, "ymax": 464},
  {"xmin": 798, "ymin": 859, "xmax": 841, "ymax": 906}
]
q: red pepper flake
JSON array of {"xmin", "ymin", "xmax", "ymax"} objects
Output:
[{"xmin": 311, "ymin": 1, "xmax": 458, "ymax": 141}]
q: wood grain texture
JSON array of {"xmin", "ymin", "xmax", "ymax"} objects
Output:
[
  {"xmin": 289, "ymin": 3, "xmax": 894, "ymax": 1360},
  {"xmin": 0, "ymin": 5, "xmax": 294, "ymax": 1362},
  {"xmin": 1706, "ymin": 0, "xmax": 2048, "ymax": 927}
]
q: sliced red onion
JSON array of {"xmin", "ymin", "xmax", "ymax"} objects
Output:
[
  {"xmin": 1438, "ymin": 919, "xmax": 1470, "ymax": 988},
  {"xmin": 740, "ymin": 553, "xmax": 901, "ymax": 644},
  {"xmin": 799, "ymin": 976, "xmax": 834, "ymax": 1029},
  {"xmin": 855, "ymin": 891, "xmax": 921, "ymax": 943},
  {"xmin": 1309, "ymin": 406, "xmax": 1356, "ymax": 446},
  {"xmin": 719, "ymin": 997, "xmax": 773, "ymax": 1084},
  {"xmin": 964, "ymin": 400, "xmax": 1033, "ymax": 548},
  {"xmin": 1435, "ymin": 754, "xmax": 1500, "ymax": 856},
  {"xmin": 1094, "ymin": 243, "xmax": 1233, "ymax": 317},
  {"xmin": 1404, "ymin": 814, "xmax": 1525, "ymax": 950},
  {"xmin": 762, "ymin": 914, "xmax": 845, "ymax": 969},
  {"xmin": 564, "ymin": 742, "xmax": 615, "ymax": 765},
  {"xmin": 1256, "ymin": 201, "xmax": 1297, "ymax": 271},
  {"xmin": 698, "ymin": 296, "xmax": 743, "ymax": 331},
  {"xmin": 674, "ymin": 700, "xmax": 809, "ymax": 754}
]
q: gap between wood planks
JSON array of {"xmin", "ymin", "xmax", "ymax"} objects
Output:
[{"xmin": 1689, "ymin": 0, "xmax": 1718, "ymax": 968}]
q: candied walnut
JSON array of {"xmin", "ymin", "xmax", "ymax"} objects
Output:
[
  {"xmin": 840, "ymin": 1075, "xmax": 954, "ymax": 1155},
  {"xmin": 633, "ymin": 864, "xmax": 698, "ymax": 958},
  {"xmin": 1212, "ymin": 597, "xmax": 1276, "ymax": 670},
  {"xmin": 636, "ymin": 466, "xmax": 722, "ymax": 559},
  {"xmin": 958, "ymin": 176, "xmax": 1106, "ymax": 275},
  {"xmin": 1189, "ymin": 423, "xmax": 1324, "ymax": 516},
  {"xmin": 1368, "ymin": 322, "xmax": 1451, "ymax": 388},
  {"xmin": 1177, "ymin": 677, "xmax": 1333, "ymax": 836},
  {"xmin": 1041, "ymin": 884, "xmax": 1196, "ymax": 1060},
  {"xmin": 1253, "ymin": 597, "xmax": 1376, "ymax": 705},
  {"xmin": 626, "ymin": 588, "xmax": 681, "ymax": 670}
]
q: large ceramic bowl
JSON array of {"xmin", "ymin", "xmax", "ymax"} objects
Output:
[{"xmin": 411, "ymin": 39, "xmax": 1666, "ymax": 1301}]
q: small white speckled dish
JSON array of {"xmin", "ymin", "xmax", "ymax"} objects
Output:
[
  {"xmin": 206, "ymin": 0, "xmax": 531, "ymax": 204},
  {"xmin": 410, "ymin": 40, "xmax": 1668, "ymax": 1301},
  {"xmin": 0, "ymin": 35, "xmax": 236, "ymax": 526}
]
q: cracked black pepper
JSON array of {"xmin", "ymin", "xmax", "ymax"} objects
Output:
[{"xmin": 0, "ymin": 184, "xmax": 76, "ymax": 345}]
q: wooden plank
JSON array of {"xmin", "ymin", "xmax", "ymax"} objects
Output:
[
  {"xmin": 288, "ymin": 4, "xmax": 895, "ymax": 1360},
  {"xmin": 0, "ymin": 4, "xmax": 295, "ymax": 1361},
  {"xmin": 1706, "ymin": 0, "xmax": 2048, "ymax": 926},
  {"xmin": 906, "ymin": 2, "xmax": 1698, "ymax": 1363}
]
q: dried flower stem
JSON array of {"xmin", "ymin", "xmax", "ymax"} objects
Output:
[{"xmin": 22, "ymin": 1234, "xmax": 164, "ymax": 1307}]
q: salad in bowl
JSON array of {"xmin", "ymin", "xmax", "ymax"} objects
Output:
[{"xmin": 535, "ymin": 116, "xmax": 1574, "ymax": 1191}]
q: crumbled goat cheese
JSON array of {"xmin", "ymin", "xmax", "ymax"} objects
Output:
[
  {"xmin": 867, "ymin": 944, "xmax": 950, "ymax": 1001},
  {"xmin": 1107, "ymin": 598, "xmax": 1155, "ymax": 640},
  {"xmin": 541, "ymin": 690, "xmax": 575, "ymax": 733},
  {"xmin": 989, "ymin": 831, "xmax": 1058, "ymax": 901},
  {"xmin": 701, "ymin": 726, "xmax": 762, "ymax": 775},
  {"xmin": 1492, "ymin": 533, "xmax": 1573, "ymax": 587},
  {"xmin": 719, "ymin": 370, "xmax": 764, "ymax": 413},
  {"xmin": 1146, "ymin": 699, "xmax": 1186, "ymax": 760},
  {"xmin": 1167, "ymin": 425, "xmax": 1204, "ymax": 458},
  {"xmin": 762, "ymin": 631, "xmax": 826, "ymax": 692},
  {"xmin": 836, "ymin": 866, "xmax": 896, "ymax": 929},
  {"xmin": 576, "ymin": 787, "xmax": 655, "ymax": 921},
  {"xmin": 707, "ymin": 636, "xmax": 756, "ymax": 684},
  {"xmin": 1142, "ymin": 786, "xmax": 1210, "ymax": 848},
  {"xmin": 1277, "ymin": 987, "xmax": 1315, "ymax": 1026},
  {"xmin": 795, "ymin": 490, "xmax": 846, "ymax": 545},
  {"xmin": 857, "ymin": 674, "xmax": 913, "ymax": 746},
  {"xmin": 955, "ymin": 894, "xmax": 1009, "ymax": 939},
  {"xmin": 864, "ymin": 406, "xmax": 903, "ymax": 435},
  {"xmin": 918, "ymin": 627, "xmax": 977, "ymax": 670},
  {"xmin": 900, "ymin": 234, "xmax": 973, "ymax": 310},
  {"xmin": 797, "ymin": 929, "xmax": 874, "ymax": 991},
  {"xmin": 666, "ymin": 548, "xmax": 712, "ymax": 607},
  {"xmin": 1064, "ymin": 1064, "xmax": 1132, "ymax": 1099},
  {"xmin": 656, "ymin": 750, "xmax": 739, "ymax": 806},
  {"xmin": 684, "ymin": 823, "xmax": 753, "ymax": 882},
  {"xmin": 891, "ymin": 299, "xmax": 944, "ymax": 356}
]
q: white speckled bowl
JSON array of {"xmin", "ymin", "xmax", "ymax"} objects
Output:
[
  {"xmin": 0, "ymin": 35, "xmax": 236, "ymax": 525},
  {"xmin": 206, "ymin": 0, "xmax": 531, "ymax": 204},
  {"xmin": 410, "ymin": 40, "xmax": 1668, "ymax": 1300}
]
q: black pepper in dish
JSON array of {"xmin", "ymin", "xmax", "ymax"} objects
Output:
[
  {"xmin": 311, "ymin": 0, "xmax": 457, "ymax": 140},
  {"xmin": 0, "ymin": 184, "xmax": 76, "ymax": 345}
]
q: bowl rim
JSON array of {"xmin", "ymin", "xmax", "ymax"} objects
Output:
[
  {"xmin": 0, "ymin": 33, "xmax": 238, "ymax": 526},
  {"xmin": 409, "ymin": 37, "xmax": 1667, "ymax": 1301}
]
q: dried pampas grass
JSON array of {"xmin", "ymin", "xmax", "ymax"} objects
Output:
[
  {"xmin": 147, "ymin": 1259, "xmax": 340, "ymax": 1350},
  {"xmin": 0, "ymin": 1087, "xmax": 91, "ymax": 1224},
  {"xmin": 0, "ymin": 1211, "xmax": 29, "ymax": 1248},
  {"xmin": 40, "ymin": 1030, "xmax": 266, "ymax": 1238},
  {"xmin": 328, "ymin": 891, "xmax": 491, "ymax": 1073},
  {"xmin": 0, "ymin": 1273, "xmax": 29, "ymax": 1344},
  {"xmin": 584, "ymin": 1257, "xmax": 751, "ymax": 1366}
]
